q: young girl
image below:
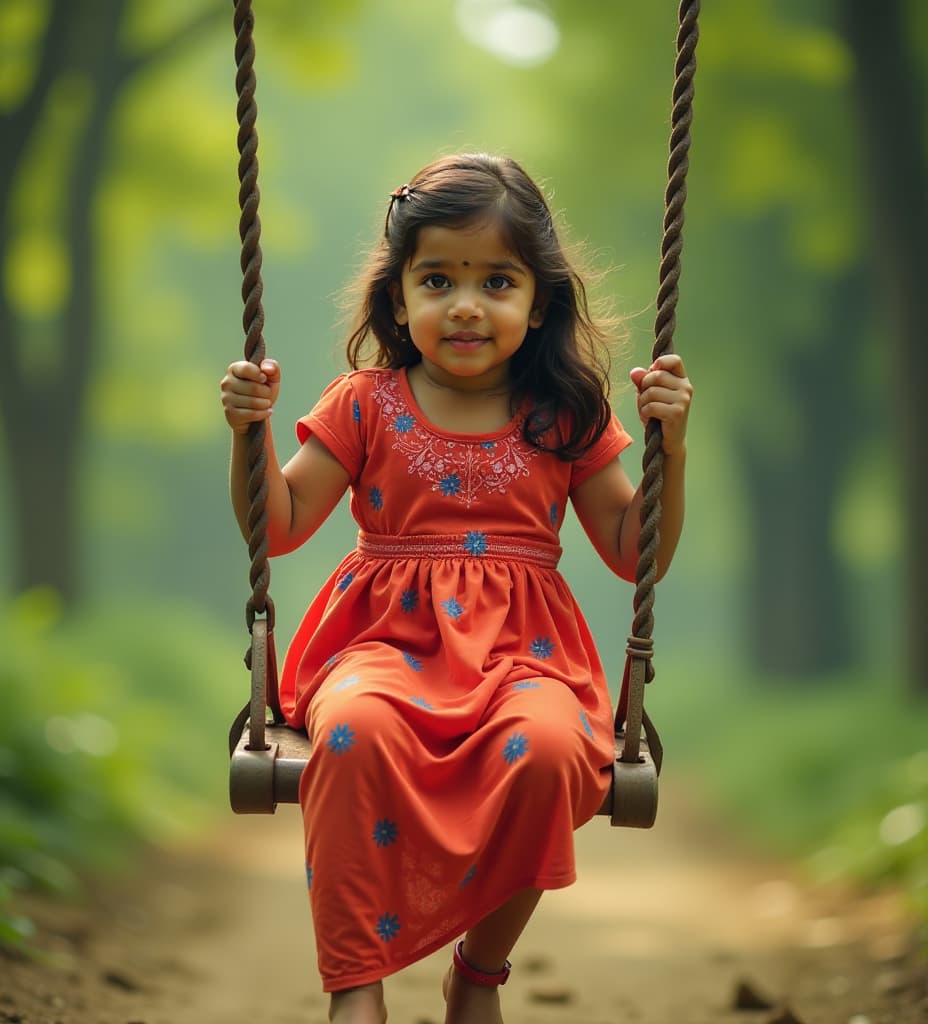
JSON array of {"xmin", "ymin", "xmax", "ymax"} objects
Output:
[{"xmin": 220, "ymin": 152, "xmax": 691, "ymax": 1024}]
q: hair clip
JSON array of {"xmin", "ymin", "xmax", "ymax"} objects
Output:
[{"xmin": 390, "ymin": 183, "xmax": 411, "ymax": 200}]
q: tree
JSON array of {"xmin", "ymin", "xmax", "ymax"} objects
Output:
[
  {"xmin": 0, "ymin": 0, "xmax": 226, "ymax": 600},
  {"xmin": 0, "ymin": 0, "xmax": 356, "ymax": 603},
  {"xmin": 837, "ymin": 0, "xmax": 928, "ymax": 691},
  {"xmin": 538, "ymin": 1, "xmax": 870, "ymax": 677}
]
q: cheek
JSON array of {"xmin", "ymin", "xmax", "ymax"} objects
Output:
[{"xmin": 411, "ymin": 303, "xmax": 442, "ymax": 327}]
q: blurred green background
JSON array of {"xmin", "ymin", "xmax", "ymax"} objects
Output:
[{"xmin": 1, "ymin": 0, "xmax": 926, "ymax": 948}]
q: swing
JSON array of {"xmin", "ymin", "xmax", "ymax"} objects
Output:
[{"xmin": 227, "ymin": 0, "xmax": 699, "ymax": 829}]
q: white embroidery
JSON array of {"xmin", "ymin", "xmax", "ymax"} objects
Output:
[{"xmin": 370, "ymin": 372, "xmax": 538, "ymax": 507}]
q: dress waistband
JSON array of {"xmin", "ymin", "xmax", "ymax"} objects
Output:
[{"xmin": 356, "ymin": 530, "xmax": 561, "ymax": 569}]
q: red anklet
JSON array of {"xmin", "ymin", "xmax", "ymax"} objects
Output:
[{"xmin": 452, "ymin": 940, "xmax": 511, "ymax": 987}]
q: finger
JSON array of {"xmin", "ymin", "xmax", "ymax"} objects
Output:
[
  {"xmin": 226, "ymin": 393, "xmax": 273, "ymax": 412},
  {"xmin": 649, "ymin": 354, "xmax": 687, "ymax": 377},
  {"xmin": 629, "ymin": 367, "xmax": 647, "ymax": 391},
  {"xmin": 224, "ymin": 404, "xmax": 272, "ymax": 433},
  {"xmin": 221, "ymin": 373, "xmax": 275, "ymax": 401},
  {"xmin": 260, "ymin": 358, "xmax": 281, "ymax": 381},
  {"xmin": 228, "ymin": 360, "xmax": 267, "ymax": 383},
  {"xmin": 640, "ymin": 368, "xmax": 693, "ymax": 393},
  {"xmin": 637, "ymin": 384, "xmax": 689, "ymax": 407},
  {"xmin": 637, "ymin": 399, "xmax": 689, "ymax": 430},
  {"xmin": 638, "ymin": 396, "xmax": 686, "ymax": 416}
]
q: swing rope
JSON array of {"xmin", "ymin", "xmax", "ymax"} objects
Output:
[
  {"xmin": 232, "ymin": 0, "xmax": 281, "ymax": 746},
  {"xmin": 620, "ymin": 0, "xmax": 698, "ymax": 770}
]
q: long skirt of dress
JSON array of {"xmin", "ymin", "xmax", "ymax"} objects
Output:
[{"xmin": 292, "ymin": 550, "xmax": 615, "ymax": 992}]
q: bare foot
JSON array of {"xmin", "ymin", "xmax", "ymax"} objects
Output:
[
  {"xmin": 328, "ymin": 981, "xmax": 387, "ymax": 1023},
  {"xmin": 442, "ymin": 966, "xmax": 504, "ymax": 1024}
]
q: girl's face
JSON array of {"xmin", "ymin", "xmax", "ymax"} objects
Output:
[{"xmin": 392, "ymin": 219, "xmax": 543, "ymax": 391}]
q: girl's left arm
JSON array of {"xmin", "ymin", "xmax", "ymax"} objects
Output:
[{"xmin": 571, "ymin": 355, "xmax": 691, "ymax": 582}]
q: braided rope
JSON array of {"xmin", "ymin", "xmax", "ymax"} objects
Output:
[
  {"xmin": 232, "ymin": 0, "xmax": 274, "ymax": 642},
  {"xmin": 633, "ymin": 0, "xmax": 699, "ymax": 679}
]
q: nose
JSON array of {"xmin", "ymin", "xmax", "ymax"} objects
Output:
[{"xmin": 448, "ymin": 287, "xmax": 482, "ymax": 320}]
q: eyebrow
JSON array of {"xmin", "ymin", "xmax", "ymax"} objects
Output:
[{"xmin": 409, "ymin": 258, "xmax": 527, "ymax": 275}]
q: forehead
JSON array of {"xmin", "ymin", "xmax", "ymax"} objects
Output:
[{"xmin": 407, "ymin": 219, "xmax": 523, "ymax": 269}]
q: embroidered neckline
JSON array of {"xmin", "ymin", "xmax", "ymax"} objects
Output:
[{"xmin": 369, "ymin": 370, "xmax": 539, "ymax": 508}]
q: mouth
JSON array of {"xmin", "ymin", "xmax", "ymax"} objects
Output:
[{"xmin": 444, "ymin": 332, "xmax": 489, "ymax": 347}]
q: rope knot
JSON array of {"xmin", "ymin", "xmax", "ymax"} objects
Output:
[{"xmin": 625, "ymin": 635, "xmax": 655, "ymax": 660}]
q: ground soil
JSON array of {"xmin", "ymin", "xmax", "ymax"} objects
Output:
[{"xmin": 1, "ymin": 781, "xmax": 926, "ymax": 1024}]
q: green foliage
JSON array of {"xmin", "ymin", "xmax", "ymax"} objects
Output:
[
  {"xmin": 0, "ymin": 589, "xmax": 241, "ymax": 950},
  {"xmin": 653, "ymin": 657, "xmax": 928, "ymax": 919}
]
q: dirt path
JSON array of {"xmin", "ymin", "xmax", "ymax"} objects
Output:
[{"xmin": 2, "ymin": 781, "xmax": 925, "ymax": 1024}]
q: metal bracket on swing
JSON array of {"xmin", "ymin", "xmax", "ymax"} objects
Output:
[
  {"xmin": 601, "ymin": 636, "xmax": 660, "ymax": 829},
  {"xmin": 229, "ymin": 618, "xmax": 308, "ymax": 814}
]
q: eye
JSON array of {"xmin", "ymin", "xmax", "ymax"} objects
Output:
[
  {"xmin": 485, "ymin": 274, "xmax": 513, "ymax": 291},
  {"xmin": 422, "ymin": 273, "xmax": 450, "ymax": 289}
]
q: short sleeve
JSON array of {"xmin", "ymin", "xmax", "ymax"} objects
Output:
[
  {"xmin": 569, "ymin": 411, "xmax": 633, "ymax": 492},
  {"xmin": 296, "ymin": 373, "xmax": 365, "ymax": 481}
]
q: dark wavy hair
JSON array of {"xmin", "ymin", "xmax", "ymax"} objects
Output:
[{"xmin": 343, "ymin": 153, "xmax": 616, "ymax": 459}]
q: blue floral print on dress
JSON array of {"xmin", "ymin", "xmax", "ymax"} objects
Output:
[
  {"xmin": 400, "ymin": 589, "xmax": 419, "ymax": 613},
  {"xmin": 459, "ymin": 865, "xmax": 477, "ymax": 887},
  {"xmin": 549, "ymin": 502, "xmax": 558, "ymax": 526},
  {"xmin": 480, "ymin": 441, "xmax": 496, "ymax": 450},
  {"xmin": 579, "ymin": 710, "xmax": 594, "ymax": 739},
  {"xmin": 513, "ymin": 680, "xmax": 541, "ymax": 691},
  {"xmin": 370, "ymin": 486, "xmax": 383, "ymax": 510},
  {"xmin": 530, "ymin": 636, "xmax": 555, "ymax": 660},
  {"xmin": 463, "ymin": 531, "xmax": 488, "ymax": 556},
  {"xmin": 409, "ymin": 696, "xmax": 435, "ymax": 710},
  {"xmin": 337, "ymin": 572, "xmax": 354, "ymax": 592},
  {"xmin": 502, "ymin": 731, "xmax": 529, "ymax": 764},
  {"xmin": 334, "ymin": 674, "xmax": 361, "ymax": 691},
  {"xmin": 440, "ymin": 473, "xmax": 461, "ymax": 497},
  {"xmin": 394, "ymin": 414, "xmax": 415, "ymax": 433},
  {"xmin": 402, "ymin": 651, "xmax": 424, "ymax": 672},
  {"xmin": 376, "ymin": 912, "xmax": 401, "ymax": 942},
  {"xmin": 326, "ymin": 723, "xmax": 356, "ymax": 754},
  {"xmin": 305, "ymin": 864, "xmax": 313, "ymax": 890},
  {"xmin": 372, "ymin": 819, "xmax": 399, "ymax": 847},
  {"xmin": 352, "ymin": 399, "xmax": 361, "ymax": 422},
  {"xmin": 440, "ymin": 597, "xmax": 464, "ymax": 620}
]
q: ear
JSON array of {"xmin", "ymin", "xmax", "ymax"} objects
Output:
[
  {"xmin": 528, "ymin": 305, "xmax": 545, "ymax": 329},
  {"xmin": 390, "ymin": 281, "xmax": 408, "ymax": 326}
]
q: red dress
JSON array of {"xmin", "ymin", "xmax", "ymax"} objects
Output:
[{"xmin": 278, "ymin": 367, "xmax": 632, "ymax": 991}]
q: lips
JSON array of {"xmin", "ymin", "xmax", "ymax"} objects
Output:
[{"xmin": 445, "ymin": 332, "xmax": 487, "ymax": 342}]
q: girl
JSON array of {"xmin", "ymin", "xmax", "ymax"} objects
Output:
[{"xmin": 220, "ymin": 152, "xmax": 691, "ymax": 1024}]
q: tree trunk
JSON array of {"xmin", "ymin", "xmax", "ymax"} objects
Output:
[
  {"xmin": 5, "ymin": 405, "xmax": 81, "ymax": 600},
  {"xmin": 0, "ymin": 2, "xmax": 128, "ymax": 600},
  {"xmin": 739, "ymin": 269, "xmax": 867, "ymax": 678},
  {"xmin": 740, "ymin": 418, "xmax": 852, "ymax": 678},
  {"xmin": 838, "ymin": 0, "xmax": 928, "ymax": 692}
]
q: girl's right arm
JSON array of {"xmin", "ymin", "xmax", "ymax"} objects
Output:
[{"xmin": 221, "ymin": 359, "xmax": 351, "ymax": 556}]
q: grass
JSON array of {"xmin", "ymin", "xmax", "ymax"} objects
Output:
[
  {"xmin": 0, "ymin": 588, "xmax": 243, "ymax": 951},
  {"xmin": 648, "ymin": 654, "xmax": 928, "ymax": 918}
]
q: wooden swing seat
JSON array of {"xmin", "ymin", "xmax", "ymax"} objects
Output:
[
  {"xmin": 228, "ymin": 620, "xmax": 659, "ymax": 827},
  {"xmin": 229, "ymin": 719, "xmax": 658, "ymax": 825}
]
